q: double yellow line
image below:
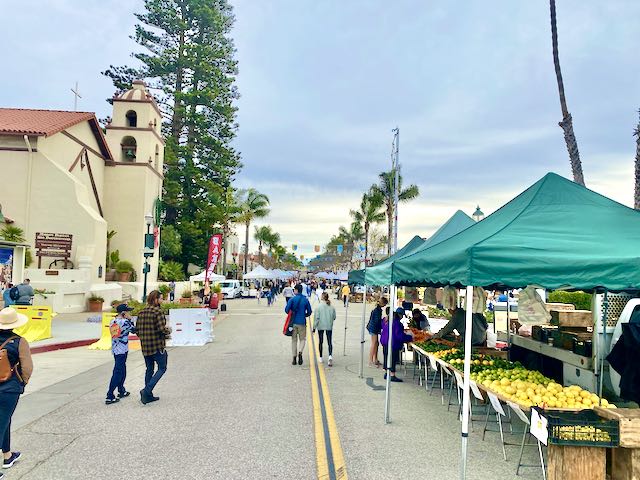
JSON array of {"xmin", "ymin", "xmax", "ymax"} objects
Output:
[{"xmin": 308, "ymin": 323, "xmax": 348, "ymax": 480}]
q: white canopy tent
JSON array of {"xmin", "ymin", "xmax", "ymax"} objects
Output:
[
  {"xmin": 189, "ymin": 271, "xmax": 226, "ymax": 283},
  {"xmin": 243, "ymin": 265, "xmax": 277, "ymax": 280}
]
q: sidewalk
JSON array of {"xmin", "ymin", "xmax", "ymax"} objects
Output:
[{"xmin": 30, "ymin": 312, "xmax": 102, "ymax": 351}]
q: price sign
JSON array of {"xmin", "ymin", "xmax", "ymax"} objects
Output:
[
  {"xmin": 428, "ymin": 355, "xmax": 438, "ymax": 371},
  {"xmin": 488, "ymin": 392, "xmax": 505, "ymax": 417},
  {"xmin": 530, "ymin": 408, "xmax": 548, "ymax": 446},
  {"xmin": 469, "ymin": 380, "xmax": 484, "ymax": 401}
]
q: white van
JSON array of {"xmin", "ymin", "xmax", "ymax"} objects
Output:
[{"xmin": 219, "ymin": 280, "xmax": 242, "ymax": 299}]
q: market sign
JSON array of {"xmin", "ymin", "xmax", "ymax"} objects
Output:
[
  {"xmin": 35, "ymin": 232, "xmax": 72, "ymax": 268},
  {"xmin": 204, "ymin": 234, "xmax": 223, "ymax": 295}
]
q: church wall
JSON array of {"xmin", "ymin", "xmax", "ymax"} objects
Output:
[
  {"xmin": 38, "ymin": 122, "xmax": 106, "ymax": 217},
  {"xmin": 0, "ymin": 148, "xmax": 30, "ymax": 235}
]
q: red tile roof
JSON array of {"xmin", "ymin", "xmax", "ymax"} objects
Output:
[
  {"xmin": 0, "ymin": 108, "xmax": 113, "ymax": 160},
  {"xmin": 0, "ymin": 108, "xmax": 97, "ymax": 136}
]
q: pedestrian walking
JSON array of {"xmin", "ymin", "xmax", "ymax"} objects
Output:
[
  {"xmin": 169, "ymin": 281, "xmax": 176, "ymax": 302},
  {"xmin": 105, "ymin": 304, "xmax": 136, "ymax": 405},
  {"xmin": 341, "ymin": 284, "xmax": 350, "ymax": 307},
  {"xmin": 136, "ymin": 290, "xmax": 171, "ymax": 405},
  {"xmin": 0, "ymin": 307, "xmax": 33, "ymax": 475},
  {"xmin": 380, "ymin": 307, "xmax": 413, "ymax": 382},
  {"xmin": 284, "ymin": 284, "xmax": 312, "ymax": 366},
  {"xmin": 282, "ymin": 283, "xmax": 294, "ymax": 305},
  {"xmin": 367, "ymin": 296, "xmax": 388, "ymax": 367},
  {"xmin": 313, "ymin": 292, "xmax": 336, "ymax": 366}
]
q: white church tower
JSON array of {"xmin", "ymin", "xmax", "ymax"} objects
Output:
[{"xmin": 103, "ymin": 81, "xmax": 164, "ymax": 285}]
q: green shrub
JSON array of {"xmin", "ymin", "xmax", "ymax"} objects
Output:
[
  {"xmin": 88, "ymin": 293, "xmax": 104, "ymax": 302},
  {"xmin": 115, "ymin": 260, "xmax": 134, "ymax": 274},
  {"xmin": 426, "ymin": 305, "xmax": 451, "ymax": 319},
  {"xmin": 159, "ymin": 260, "xmax": 185, "ymax": 281},
  {"xmin": 547, "ymin": 291, "xmax": 592, "ymax": 311}
]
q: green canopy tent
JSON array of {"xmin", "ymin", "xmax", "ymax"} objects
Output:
[
  {"xmin": 347, "ymin": 268, "xmax": 365, "ymax": 285},
  {"xmin": 391, "ymin": 172, "xmax": 640, "ymax": 479}
]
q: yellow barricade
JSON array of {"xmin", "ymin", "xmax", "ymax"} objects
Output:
[
  {"xmin": 13, "ymin": 305, "xmax": 55, "ymax": 343},
  {"xmin": 88, "ymin": 312, "xmax": 117, "ymax": 350}
]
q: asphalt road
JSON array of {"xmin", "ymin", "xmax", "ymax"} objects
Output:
[{"xmin": 8, "ymin": 296, "xmax": 546, "ymax": 480}]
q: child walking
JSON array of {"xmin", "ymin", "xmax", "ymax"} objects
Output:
[
  {"xmin": 105, "ymin": 304, "xmax": 136, "ymax": 405},
  {"xmin": 313, "ymin": 292, "xmax": 336, "ymax": 366}
]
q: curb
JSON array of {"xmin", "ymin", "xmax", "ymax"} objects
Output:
[{"xmin": 30, "ymin": 335, "xmax": 141, "ymax": 354}]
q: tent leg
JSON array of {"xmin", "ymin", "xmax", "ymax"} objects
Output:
[
  {"xmin": 460, "ymin": 285, "xmax": 474, "ymax": 480},
  {"xmin": 598, "ymin": 289, "xmax": 609, "ymax": 398},
  {"xmin": 343, "ymin": 300, "xmax": 348, "ymax": 356},
  {"xmin": 384, "ymin": 285, "xmax": 396, "ymax": 424},
  {"xmin": 359, "ymin": 283, "xmax": 368, "ymax": 378}
]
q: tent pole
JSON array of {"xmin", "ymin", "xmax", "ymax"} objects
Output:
[
  {"xmin": 598, "ymin": 289, "xmax": 609, "ymax": 398},
  {"xmin": 384, "ymin": 284, "xmax": 396, "ymax": 424},
  {"xmin": 343, "ymin": 296, "xmax": 349, "ymax": 356},
  {"xmin": 460, "ymin": 285, "xmax": 474, "ymax": 480},
  {"xmin": 506, "ymin": 290, "xmax": 511, "ymax": 361},
  {"xmin": 359, "ymin": 282, "xmax": 368, "ymax": 378}
]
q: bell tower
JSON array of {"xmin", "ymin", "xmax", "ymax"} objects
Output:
[{"xmin": 103, "ymin": 81, "xmax": 164, "ymax": 288}]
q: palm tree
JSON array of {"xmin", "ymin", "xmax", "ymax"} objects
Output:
[
  {"xmin": 550, "ymin": 0, "xmax": 585, "ymax": 186},
  {"xmin": 265, "ymin": 230, "xmax": 281, "ymax": 258},
  {"xmin": 634, "ymin": 110, "xmax": 640, "ymax": 210},
  {"xmin": 338, "ymin": 222, "xmax": 365, "ymax": 269},
  {"xmin": 350, "ymin": 191, "xmax": 385, "ymax": 267},
  {"xmin": 370, "ymin": 169, "xmax": 420, "ymax": 256},
  {"xmin": 237, "ymin": 188, "xmax": 270, "ymax": 273},
  {"xmin": 254, "ymin": 225, "xmax": 277, "ymax": 265},
  {"xmin": 218, "ymin": 187, "xmax": 242, "ymax": 275}
]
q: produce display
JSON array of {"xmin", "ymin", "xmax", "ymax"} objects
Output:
[
  {"xmin": 412, "ymin": 340, "xmax": 450, "ymax": 353},
  {"xmin": 409, "ymin": 328, "xmax": 432, "ymax": 343},
  {"xmin": 414, "ymin": 346, "xmax": 617, "ymax": 411},
  {"xmin": 554, "ymin": 425, "xmax": 612, "ymax": 443}
]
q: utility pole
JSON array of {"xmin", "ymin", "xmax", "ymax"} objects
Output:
[{"xmin": 384, "ymin": 127, "xmax": 400, "ymax": 424}]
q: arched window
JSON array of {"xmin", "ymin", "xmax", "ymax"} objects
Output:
[
  {"xmin": 121, "ymin": 136, "xmax": 137, "ymax": 161},
  {"xmin": 125, "ymin": 110, "xmax": 137, "ymax": 128},
  {"xmin": 154, "ymin": 145, "xmax": 160, "ymax": 170}
]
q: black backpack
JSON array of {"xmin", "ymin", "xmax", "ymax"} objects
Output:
[{"xmin": 9, "ymin": 287, "xmax": 20, "ymax": 301}]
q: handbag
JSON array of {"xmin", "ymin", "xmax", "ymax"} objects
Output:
[{"xmin": 283, "ymin": 310, "xmax": 294, "ymax": 336}]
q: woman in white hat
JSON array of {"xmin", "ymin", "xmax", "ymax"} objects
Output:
[{"xmin": 0, "ymin": 307, "xmax": 33, "ymax": 475}]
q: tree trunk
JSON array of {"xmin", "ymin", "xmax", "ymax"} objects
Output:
[
  {"xmin": 635, "ymin": 114, "xmax": 640, "ymax": 210},
  {"xmin": 244, "ymin": 222, "xmax": 250, "ymax": 273},
  {"xmin": 550, "ymin": 0, "xmax": 585, "ymax": 186},
  {"xmin": 364, "ymin": 225, "xmax": 369, "ymax": 269},
  {"xmin": 258, "ymin": 241, "xmax": 263, "ymax": 265}
]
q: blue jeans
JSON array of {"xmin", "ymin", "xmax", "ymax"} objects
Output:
[
  {"xmin": 107, "ymin": 353, "xmax": 128, "ymax": 399},
  {"xmin": 0, "ymin": 392, "xmax": 20, "ymax": 452},
  {"xmin": 144, "ymin": 350, "xmax": 168, "ymax": 396}
]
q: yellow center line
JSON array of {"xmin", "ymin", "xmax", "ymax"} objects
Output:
[{"xmin": 307, "ymin": 322, "xmax": 348, "ymax": 480}]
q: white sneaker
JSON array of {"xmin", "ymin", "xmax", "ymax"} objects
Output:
[
  {"xmin": 328, "ymin": 356, "xmax": 333, "ymax": 367},
  {"xmin": 318, "ymin": 357, "xmax": 323, "ymax": 363}
]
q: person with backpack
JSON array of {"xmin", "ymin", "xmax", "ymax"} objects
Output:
[
  {"xmin": 2, "ymin": 284, "xmax": 14, "ymax": 308},
  {"xmin": 313, "ymin": 292, "xmax": 336, "ymax": 366},
  {"xmin": 0, "ymin": 307, "xmax": 33, "ymax": 475},
  {"xmin": 105, "ymin": 304, "xmax": 136, "ymax": 405},
  {"xmin": 380, "ymin": 307, "xmax": 413, "ymax": 382},
  {"xmin": 367, "ymin": 296, "xmax": 388, "ymax": 367},
  {"xmin": 284, "ymin": 284, "xmax": 312, "ymax": 366},
  {"xmin": 14, "ymin": 280, "xmax": 33, "ymax": 306}
]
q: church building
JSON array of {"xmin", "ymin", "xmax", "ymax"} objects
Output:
[{"xmin": 0, "ymin": 81, "xmax": 163, "ymax": 311}]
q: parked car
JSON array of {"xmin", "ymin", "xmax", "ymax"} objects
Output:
[{"xmin": 220, "ymin": 280, "xmax": 242, "ymax": 299}]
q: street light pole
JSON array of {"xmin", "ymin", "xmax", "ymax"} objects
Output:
[{"xmin": 142, "ymin": 213, "xmax": 154, "ymax": 303}]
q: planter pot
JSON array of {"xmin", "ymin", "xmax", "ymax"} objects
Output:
[
  {"xmin": 117, "ymin": 271, "xmax": 132, "ymax": 282},
  {"xmin": 88, "ymin": 300, "xmax": 104, "ymax": 312},
  {"xmin": 179, "ymin": 297, "xmax": 192, "ymax": 304},
  {"xmin": 105, "ymin": 270, "xmax": 117, "ymax": 281}
]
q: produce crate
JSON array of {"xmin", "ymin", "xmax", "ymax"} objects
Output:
[
  {"xmin": 595, "ymin": 407, "xmax": 640, "ymax": 448},
  {"xmin": 545, "ymin": 408, "xmax": 619, "ymax": 448},
  {"xmin": 572, "ymin": 338, "xmax": 593, "ymax": 357},
  {"xmin": 545, "ymin": 302, "xmax": 576, "ymax": 312},
  {"xmin": 533, "ymin": 325, "xmax": 559, "ymax": 343},
  {"xmin": 553, "ymin": 330, "xmax": 591, "ymax": 351},
  {"xmin": 550, "ymin": 310, "xmax": 593, "ymax": 328}
]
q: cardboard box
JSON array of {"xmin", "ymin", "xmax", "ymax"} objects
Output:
[{"xmin": 550, "ymin": 309, "xmax": 593, "ymax": 328}]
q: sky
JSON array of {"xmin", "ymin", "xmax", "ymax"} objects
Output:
[{"xmin": 2, "ymin": 1, "xmax": 640, "ymax": 261}]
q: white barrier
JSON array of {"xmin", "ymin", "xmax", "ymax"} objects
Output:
[{"xmin": 167, "ymin": 308, "xmax": 214, "ymax": 346}]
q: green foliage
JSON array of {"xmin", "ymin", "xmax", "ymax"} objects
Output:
[
  {"xmin": 181, "ymin": 289, "xmax": 193, "ymax": 298},
  {"xmin": 89, "ymin": 293, "xmax": 105, "ymax": 302},
  {"xmin": 111, "ymin": 299, "xmax": 200, "ymax": 316},
  {"xmin": 0, "ymin": 225, "xmax": 25, "ymax": 242},
  {"xmin": 212, "ymin": 283, "xmax": 222, "ymax": 294},
  {"xmin": 159, "ymin": 225, "xmax": 182, "ymax": 260},
  {"xmin": 158, "ymin": 284, "xmax": 171, "ymax": 296},
  {"xmin": 426, "ymin": 305, "xmax": 452, "ymax": 320},
  {"xmin": 25, "ymin": 248, "xmax": 33, "ymax": 267},
  {"xmin": 109, "ymin": 250, "xmax": 120, "ymax": 268},
  {"xmin": 159, "ymin": 260, "xmax": 185, "ymax": 281},
  {"xmin": 548, "ymin": 291, "xmax": 593, "ymax": 311},
  {"xmin": 115, "ymin": 260, "xmax": 134, "ymax": 274}
]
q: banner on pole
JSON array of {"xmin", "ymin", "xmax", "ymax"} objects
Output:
[{"xmin": 204, "ymin": 234, "xmax": 223, "ymax": 295}]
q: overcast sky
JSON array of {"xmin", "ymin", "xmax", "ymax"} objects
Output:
[{"xmin": 2, "ymin": 1, "xmax": 639, "ymax": 260}]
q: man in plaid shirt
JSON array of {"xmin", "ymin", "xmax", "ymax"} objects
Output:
[{"xmin": 136, "ymin": 290, "xmax": 171, "ymax": 404}]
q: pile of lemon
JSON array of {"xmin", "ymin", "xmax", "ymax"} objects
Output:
[{"xmin": 555, "ymin": 425, "xmax": 612, "ymax": 442}]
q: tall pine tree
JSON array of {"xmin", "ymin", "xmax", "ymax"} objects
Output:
[{"xmin": 103, "ymin": 0, "xmax": 241, "ymax": 268}]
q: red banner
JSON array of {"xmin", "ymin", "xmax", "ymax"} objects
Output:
[{"xmin": 204, "ymin": 234, "xmax": 223, "ymax": 294}]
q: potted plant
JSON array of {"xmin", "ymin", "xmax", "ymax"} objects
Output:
[
  {"xmin": 116, "ymin": 260, "xmax": 134, "ymax": 282},
  {"xmin": 179, "ymin": 290, "xmax": 193, "ymax": 304},
  {"xmin": 106, "ymin": 250, "xmax": 120, "ymax": 281},
  {"xmin": 88, "ymin": 293, "xmax": 105, "ymax": 312},
  {"xmin": 158, "ymin": 284, "xmax": 171, "ymax": 300}
]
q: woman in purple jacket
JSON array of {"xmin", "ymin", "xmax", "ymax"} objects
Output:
[{"xmin": 380, "ymin": 307, "xmax": 413, "ymax": 382}]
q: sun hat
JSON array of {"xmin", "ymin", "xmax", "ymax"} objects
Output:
[{"xmin": 0, "ymin": 307, "xmax": 28, "ymax": 330}]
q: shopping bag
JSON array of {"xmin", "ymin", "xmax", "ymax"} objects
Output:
[{"xmin": 283, "ymin": 310, "xmax": 294, "ymax": 336}]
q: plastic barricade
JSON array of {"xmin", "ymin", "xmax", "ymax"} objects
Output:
[
  {"xmin": 168, "ymin": 308, "xmax": 213, "ymax": 346},
  {"xmin": 88, "ymin": 312, "xmax": 117, "ymax": 350},
  {"xmin": 13, "ymin": 305, "xmax": 54, "ymax": 343}
]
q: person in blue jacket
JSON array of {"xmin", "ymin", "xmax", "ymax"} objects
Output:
[{"xmin": 285, "ymin": 284, "xmax": 312, "ymax": 366}]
